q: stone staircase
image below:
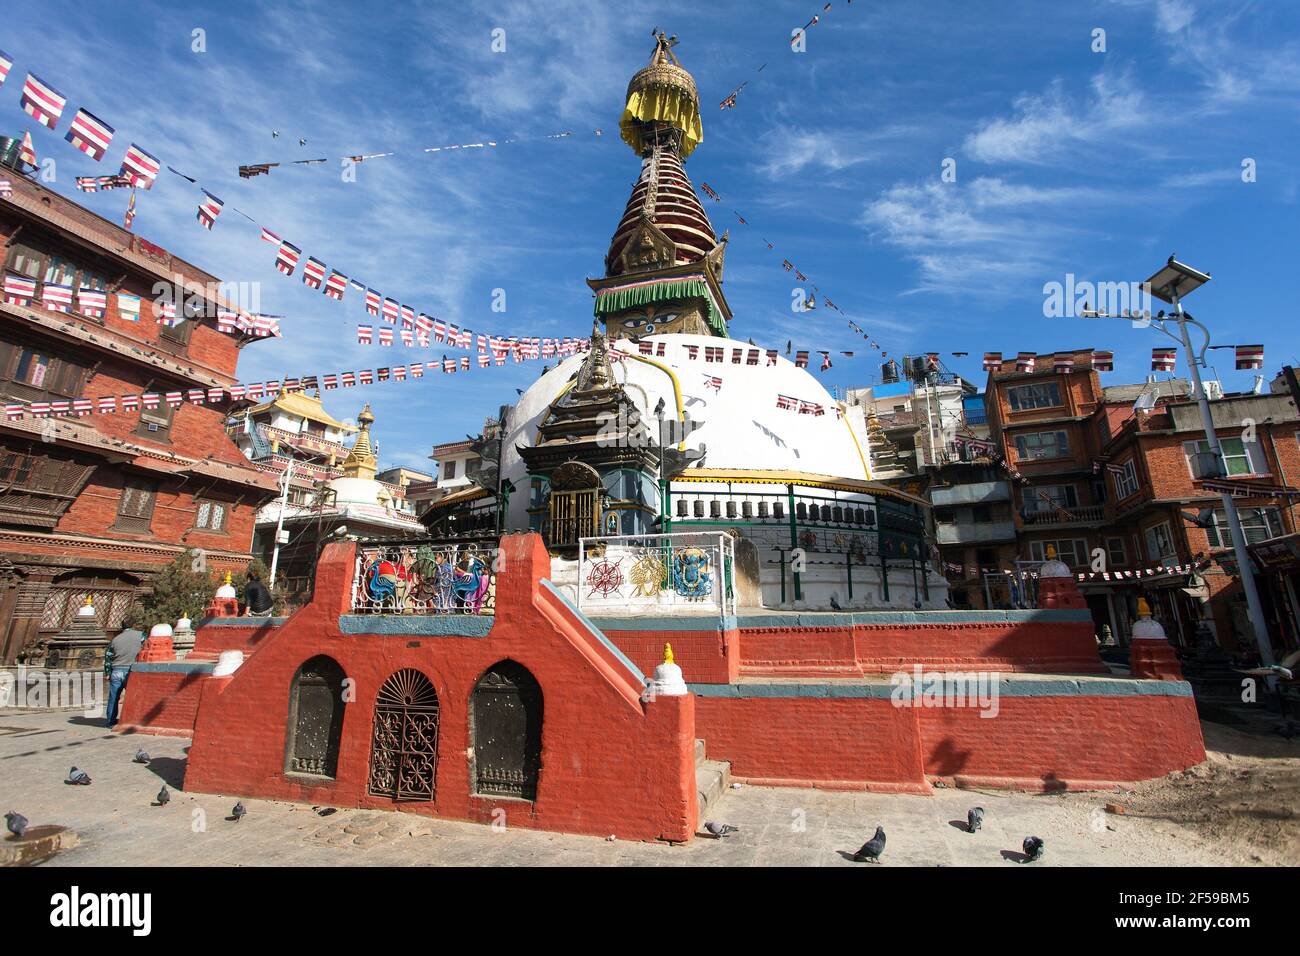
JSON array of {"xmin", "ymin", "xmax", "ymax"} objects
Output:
[{"xmin": 695, "ymin": 738, "xmax": 732, "ymax": 830}]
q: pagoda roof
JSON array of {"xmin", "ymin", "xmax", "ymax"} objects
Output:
[{"xmin": 247, "ymin": 390, "xmax": 356, "ymax": 432}]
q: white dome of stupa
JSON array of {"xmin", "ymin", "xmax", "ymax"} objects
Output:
[{"xmin": 501, "ymin": 332, "xmax": 869, "ymax": 526}]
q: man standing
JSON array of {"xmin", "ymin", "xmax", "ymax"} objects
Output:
[{"xmin": 103, "ymin": 626, "xmax": 144, "ymax": 728}]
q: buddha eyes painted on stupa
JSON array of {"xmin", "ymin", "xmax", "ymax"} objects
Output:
[{"xmin": 622, "ymin": 310, "xmax": 679, "ymax": 334}]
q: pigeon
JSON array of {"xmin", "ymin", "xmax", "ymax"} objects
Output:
[
  {"xmin": 967, "ymin": 807, "xmax": 984, "ymax": 833},
  {"xmin": 231, "ymin": 802, "xmax": 246, "ymax": 822},
  {"xmin": 67, "ymin": 766, "xmax": 91, "ymax": 785},
  {"xmin": 133, "ymin": 749, "xmax": 150, "ymax": 764},
  {"xmin": 1022, "ymin": 836, "xmax": 1044, "ymax": 862},
  {"xmin": 703, "ymin": 821, "xmax": 738, "ymax": 838},
  {"xmin": 4, "ymin": 811, "xmax": 28, "ymax": 839},
  {"xmin": 854, "ymin": 825, "xmax": 886, "ymax": 863},
  {"xmin": 829, "ymin": 595, "xmax": 842, "ymax": 611},
  {"xmin": 156, "ymin": 785, "xmax": 170, "ymax": 806}
]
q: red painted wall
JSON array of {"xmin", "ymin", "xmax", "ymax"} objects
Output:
[
  {"xmin": 117, "ymin": 669, "xmax": 207, "ymax": 737},
  {"xmin": 599, "ymin": 626, "xmax": 739, "ymax": 683},
  {"xmin": 180, "ymin": 534, "xmax": 698, "ymax": 843}
]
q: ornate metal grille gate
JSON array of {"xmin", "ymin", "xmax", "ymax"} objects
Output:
[
  {"xmin": 471, "ymin": 662, "xmax": 543, "ymax": 801},
  {"xmin": 368, "ymin": 669, "xmax": 440, "ymax": 801},
  {"xmin": 550, "ymin": 488, "xmax": 598, "ymax": 547}
]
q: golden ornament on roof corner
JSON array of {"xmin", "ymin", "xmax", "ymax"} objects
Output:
[{"xmin": 620, "ymin": 30, "xmax": 703, "ymax": 158}]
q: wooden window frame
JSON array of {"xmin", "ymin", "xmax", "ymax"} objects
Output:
[
  {"xmin": 0, "ymin": 334, "xmax": 92, "ymax": 404},
  {"xmin": 113, "ymin": 477, "xmax": 158, "ymax": 534},
  {"xmin": 191, "ymin": 498, "xmax": 229, "ymax": 534},
  {"xmin": 4, "ymin": 236, "xmax": 110, "ymax": 324}
]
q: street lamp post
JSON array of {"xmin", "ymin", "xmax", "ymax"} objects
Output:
[{"xmin": 1139, "ymin": 257, "xmax": 1276, "ymax": 670}]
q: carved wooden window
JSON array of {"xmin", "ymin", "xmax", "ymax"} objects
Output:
[
  {"xmin": 133, "ymin": 379, "xmax": 175, "ymax": 440},
  {"xmin": 0, "ymin": 448, "xmax": 97, "ymax": 529},
  {"xmin": 4, "ymin": 238, "xmax": 109, "ymax": 320},
  {"xmin": 114, "ymin": 477, "xmax": 158, "ymax": 533},
  {"xmin": 0, "ymin": 336, "xmax": 92, "ymax": 403},
  {"xmin": 193, "ymin": 499, "xmax": 228, "ymax": 532}
]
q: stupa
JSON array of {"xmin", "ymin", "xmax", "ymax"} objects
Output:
[{"xmin": 436, "ymin": 33, "xmax": 947, "ymax": 611}]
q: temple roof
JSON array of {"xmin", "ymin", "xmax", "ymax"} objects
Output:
[{"xmin": 248, "ymin": 388, "xmax": 356, "ymax": 432}]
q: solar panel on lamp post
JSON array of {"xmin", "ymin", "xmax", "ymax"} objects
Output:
[{"xmin": 1139, "ymin": 255, "xmax": 1276, "ymax": 674}]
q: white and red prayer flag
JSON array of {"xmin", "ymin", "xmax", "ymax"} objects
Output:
[
  {"xmin": 323, "ymin": 373, "xmax": 339, "ymax": 390},
  {"xmin": 394, "ymin": 365, "xmax": 407, "ymax": 380},
  {"xmin": 120, "ymin": 143, "xmax": 162, "ymax": 189},
  {"xmin": 1053, "ymin": 353, "xmax": 1072, "ymax": 372},
  {"xmin": 77, "ymin": 287, "xmax": 107, "ymax": 317},
  {"xmin": 21, "ymin": 74, "xmax": 66, "ymax": 129},
  {"xmin": 410, "ymin": 363, "xmax": 423, "ymax": 378},
  {"xmin": 1152, "ymin": 347, "xmax": 1177, "ymax": 372},
  {"xmin": 5, "ymin": 403, "xmax": 23, "ymax": 421},
  {"xmin": 433, "ymin": 319, "xmax": 447, "ymax": 342},
  {"xmin": 341, "ymin": 371, "xmax": 356, "ymax": 387},
  {"xmin": 400, "ymin": 328, "xmax": 413, "ymax": 346},
  {"xmin": 1091, "ymin": 349, "xmax": 1114, "ymax": 372},
  {"xmin": 165, "ymin": 391, "xmax": 183, "ymax": 408},
  {"xmin": 381, "ymin": 298, "xmax": 399, "ymax": 324},
  {"xmin": 794, "ymin": 350, "xmax": 809, "ymax": 368},
  {"xmin": 207, "ymin": 387, "xmax": 224, "ymax": 403},
  {"xmin": 29, "ymin": 401, "xmax": 51, "ymax": 418},
  {"xmin": 196, "ymin": 190, "xmax": 224, "ymax": 229},
  {"xmin": 259, "ymin": 226, "xmax": 280, "ymax": 244},
  {"xmin": 41, "ymin": 283, "xmax": 74, "ymax": 312},
  {"xmin": 983, "ymin": 352, "xmax": 1002, "ymax": 371},
  {"xmin": 378, "ymin": 327, "xmax": 393, "ymax": 346},
  {"xmin": 302, "ymin": 257, "xmax": 326, "ymax": 289},
  {"xmin": 359, "ymin": 370, "xmax": 373, "ymax": 385},
  {"xmin": 324, "ymin": 271, "xmax": 348, "ymax": 300},
  {"xmin": 399, "ymin": 305, "xmax": 414, "ymax": 328},
  {"xmin": 226, "ymin": 385, "xmax": 245, "ymax": 401},
  {"xmin": 186, "ymin": 389, "xmax": 205, "ymax": 405},
  {"xmin": 19, "ymin": 130, "xmax": 36, "ymax": 166},
  {"xmin": 1015, "ymin": 352, "xmax": 1036, "ymax": 372},
  {"xmin": 97, "ymin": 396, "xmax": 117, "ymax": 414},
  {"xmin": 122, "ymin": 394, "xmax": 142, "ymax": 412},
  {"xmin": 0, "ymin": 50, "xmax": 12, "ymax": 87},
  {"xmin": 216, "ymin": 309, "xmax": 238, "ymax": 334},
  {"xmin": 1235, "ymin": 344, "xmax": 1264, "ymax": 370},
  {"xmin": 72, "ymin": 398, "xmax": 93, "ymax": 417},
  {"xmin": 123, "ymin": 188, "xmax": 136, "ymax": 230},
  {"xmin": 364, "ymin": 289, "xmax": 381, "ymax": 316},
  {"xmin": 65, "ymin": 108, "xmax": 115, "ymax": 161},
  {"xmin": 3, "ymin": 274, "xmax": 36, "ymax": 304},
  {"xmin": 275, "ymin": 241, "xmax": 301, "ymax": 275},
  {"xmin": 357, "ymin": 325, "xmax": 373, "ymax": 345}
]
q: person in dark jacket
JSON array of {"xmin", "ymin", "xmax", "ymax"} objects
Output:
[{"xmin": 244, "ymin": 569, "xmax": 274, "ymax": 616}]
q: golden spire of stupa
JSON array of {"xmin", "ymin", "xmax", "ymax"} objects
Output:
[
  {"xmin": 620, "ymin": 30, "xmax": 702, "ymax": 158},
  {"xmin": 342, "ymin": 404, "xmax": 378, "ymax": 480}
]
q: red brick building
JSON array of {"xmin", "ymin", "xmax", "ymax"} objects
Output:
[
  {"xmin": 0, "ymin": 164, "xmax": 277, "ymax": 664},
  {"xmin": 986, "ymin": 351, "xmax": 1300, "ymax": 657}
]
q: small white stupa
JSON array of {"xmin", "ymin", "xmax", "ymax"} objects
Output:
[
  {"xmin": 1131, "ymin": 598, "xmax": 1167, "ymax": 640},
  {"xmin": 648, "ymin": 643, "xmax": 688, "ymax": 698}
]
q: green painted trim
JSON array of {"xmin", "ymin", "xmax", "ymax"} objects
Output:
[{"xmin": 594, "ymin": 278, "xmax": 727, "ymax": 337}]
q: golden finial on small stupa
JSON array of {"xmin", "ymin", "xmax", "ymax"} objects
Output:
[
  {"xmin": 663, "ymin": 643, "xmax": 675, "ymax": 665},
  {"xmin": 82, "ymin": 595, "xmax": 94, "ymax": 607},
  {"xmin": 1136, "ymin": 597, "xmax": 1152, "ymax": 618},
  {"xmin": 224, "ymin": 571, "xmax": 233, "ymax": 585},
  {"xmin": 1045, "ymin": 545, "xmax": 1057, "ymax": 560}
]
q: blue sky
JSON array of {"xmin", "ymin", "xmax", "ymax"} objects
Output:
[{"xmin": 7, "ymin": 0, "xmax": 1300, "ymax": 471}]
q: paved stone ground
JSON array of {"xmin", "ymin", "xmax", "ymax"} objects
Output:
[{"xmin": 0, "ymin": 710, "xmax": 1229, "ymax": 866}]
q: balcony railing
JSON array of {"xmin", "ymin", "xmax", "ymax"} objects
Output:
[
  {"xmin": 1021, "ymin": 504, "xmax": 1105, "ymax": 526},
  {"xmin": 350, "ymin": 540, "xmax": 496, "ymax": 614}
]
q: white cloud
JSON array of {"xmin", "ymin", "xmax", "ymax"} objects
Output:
[
  {"xmin": 860, "ymin": 177, "xmax": 1107, "ymax": 294},
  {"xmin": 962, "ymin": 72, "xmax": 1145, "ymax": 165}
]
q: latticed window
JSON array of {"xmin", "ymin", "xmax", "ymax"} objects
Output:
[
  {"xmin": 0, "ymin": 449, "xmax": 96, "ymax": 529},
  {"xmin": 41, "ymin": 587, "xmax": 135, "ymax": 632},
  {"xmin": 115, "ymin": 478, "xmax": 158, "ymax": 533},
  {"xmin": 194, "ymin": 500, "xmax": 227, "ymax": 532}
]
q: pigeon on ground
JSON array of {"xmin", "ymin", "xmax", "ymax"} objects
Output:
[
  {"xmin": 854, "ymin": 826, "xmax": 886, "ymax": 862},
  {"xmin": 67, "ymin": 766, "xmax": 91, "ymax": 786},
  {"xmin": 133, "ymin": 749, "xmax": 150, "ymax": 764},
  {"xmin": 703, "ymin": 821, "xmax": 738, "ymax": 838},
  {"xmin": 156, "ymin": 785, "xmax": 170, "ymax": 806},
  {"xmin": 967, "ymin": 807, "xmax": 984, "ymax": 833},
  {"xmin": 1022, "ymin": 836, "xmax": 1044, "ymax": 862},
  {"xmin": 4, "ymin": 811, "xmax": 28, "ymax": 839},
  {"xmin": 830, "ymin": 595, "xmax": 842, "ymax": 611},
  {"xmin": 231, "ymin": 802, "xmax": 246, "ymax": 822}
]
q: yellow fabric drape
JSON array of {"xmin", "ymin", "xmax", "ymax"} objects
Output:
[{"xmin": 619, "ymin": 89, "xmax": 703, "ymax": 158}]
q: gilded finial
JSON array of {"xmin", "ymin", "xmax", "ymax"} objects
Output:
[
  {"xmin": 663, "ymin": 643, "xmax": 675, "ymax": 665},
  {"xmin": 1136, "ymin": 597, "xmax": 1152, "ymax": 618},
  {"xmin": 1045, "ymin": 544, "xmax": 1057, "ymax": 560},
  {"xmin": 82, "ymin": 595, "xmax": 94, "ymax": 607},
  {"xmin": 224, "ymin": 571, "xmax": 233, "ymax": 585}
]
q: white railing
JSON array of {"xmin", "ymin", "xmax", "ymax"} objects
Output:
[{"xmin": 576, "ymin": 531, "xmax": 736, "ymax": 619}]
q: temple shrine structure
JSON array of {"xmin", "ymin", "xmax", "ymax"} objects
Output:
[{"xmin": 116, "ymin": 36, "xmax": 1207, "ymax": 845}]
